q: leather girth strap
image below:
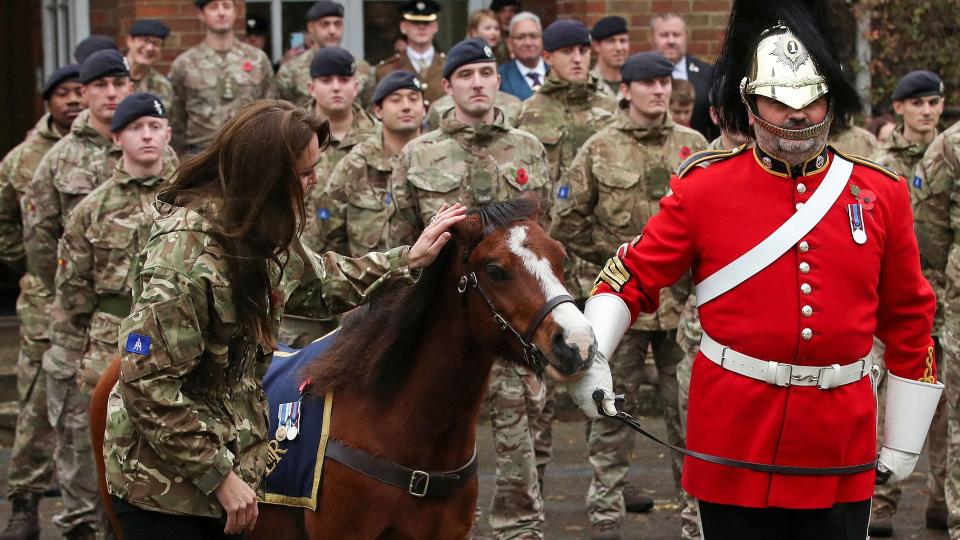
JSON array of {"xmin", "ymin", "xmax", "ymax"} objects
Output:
[{"xmin": 324, "ymin": 439, "xmax": 479, "ymax": 498}]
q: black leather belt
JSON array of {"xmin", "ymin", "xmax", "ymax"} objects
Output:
[{"xmin": 324, "ymin": 439, "xmax": 478, "ymax": 498}]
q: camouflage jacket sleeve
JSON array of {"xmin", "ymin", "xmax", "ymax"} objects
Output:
[
  {"xmin": 23, "ymin": 151, "xmax": 63, "ymax": 291},
  {"xmin": 386, "ymin": 148, "xmax": 423, "ymax": 247},
  {"xmin": 286, "ymin": 240, "xmax": 418, "ymax": 318},
  {"xmin": 549, "ymin": 141, "xmax": 601, "ymax": 265},
  {"xmin": 912, "ymin": 133, "xmax": 959, "ymax": 287},
  {"xmin": 273, "ymin": 60, "xmax": 298, "ymax": 103},
  {"xmin": 257, "ymin": 50, "xmax": 276, "ymax": 99},
  {"xmin": 0, "ymin": 149, "xmax": 25, "ymax": 272},
  {"xmin": 49, "ymin": 201, "xmax": 97, "ymax": 354},
  {"xmin": 168, "ymin": 60, "xmax": 188, "ymax": 152},
  {"xmin": 116, "ymin": 261, "xmax": 236, "ymax": 495},
  {"xmin": 306, "ymin": 156, "xmax": 351, "ymax": 255}
]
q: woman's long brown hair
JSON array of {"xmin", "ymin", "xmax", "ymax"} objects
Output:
[{"xmin": 161, "ymin": 100, "xmax": 330, "ymax": 347}]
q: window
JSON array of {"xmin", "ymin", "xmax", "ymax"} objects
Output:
[{"xmin": 41, "ymin": 0, "xmax": 90, "ymax": 79}]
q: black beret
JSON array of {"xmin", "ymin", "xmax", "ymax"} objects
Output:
[
  {"xmin": 111, "ymin": 93, "xmax": 167, "ymax": 133},
  {"xmin": 892, "ymin": 71, "xmax": 945, "ymax": 101},
  {"xmin": 307, "ymin": 1, "xmax": 344, "ymax": 21},
  {"xmin": 489, "ymin": 0, "xmax": 521, "ymax": 11},
  {"xmin": 400, "ymin": 0, "xmax": 440, "ymax": 22},
  {"xmin": 310, "ymin": 46, "xmax": 356, "ymax": 78},
  {"xmin": 543, "ymin": 19, "xmax": 591, "ymax": 52},
  {"xmin": 73, "ymin": 35, "xmax": 118, "ymax": 63},
  {"xmin": 591, "ymin": 16, "xmax": 627, "ymax": 42},
  {"xmin": 372, "ymin": 71, "xmax": 423, "ymax": 104},
  {"xmin": 246, "ymin": 15, "xmax": 268, "ymax": 36},
  {"xmin": 129, "ymin": 19, "xmax": 170, "ymax": 39},
  {"xmin": 443, "ymin": 38, "xmax": 497, "ymax": 79},
  {"xmin": 42, "ymin": 64, "xmax": 81, "ymax": 101},
  {"xmin": 79, "ymin": 49, "xmax": 130, "ymax": 84},
  {"xmin": 195, "ymin": 0, "xmax": 212, "ymax": 7},
  {"xmin": 620, "ymin": 52, "xmax": 674, "ymax": 82}
]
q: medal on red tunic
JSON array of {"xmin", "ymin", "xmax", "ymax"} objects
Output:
[{"xmin": 847, "ymin": 203, "xmax": 867, "ymax": 245}]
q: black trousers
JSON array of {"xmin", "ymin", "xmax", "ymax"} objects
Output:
[
  {"xmin": 698, "ymin": 499, "xmax": 871, "ymax": 540},
  {"xmin": 111, "ymin": 496, "xmax": 245, "ymax": 540}
]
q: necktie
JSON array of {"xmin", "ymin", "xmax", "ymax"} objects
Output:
[{"xmin": 526, "ymin": 72, "xmax": 542, "ymax": 89}]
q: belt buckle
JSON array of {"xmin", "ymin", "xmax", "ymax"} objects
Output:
[
  {"xmin": 816, "ymin": 364, "xmax": 838, "ymax": 390},
  {"xmin": 409, "ymin": 470, "xmax": 430, "ymax": 497}
]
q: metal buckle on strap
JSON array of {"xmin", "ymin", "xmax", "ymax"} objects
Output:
[
  {"xmin": 409, "ymin": 470, "xmax": 430, "ymax": 497},
  {"xmin": 767, "ymin": 361, "xmax": 793, "ymax": 386}
]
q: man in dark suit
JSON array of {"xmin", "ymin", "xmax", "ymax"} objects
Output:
[
  {"xmin": 651, "ymin": 13, "xmax": 718, "ymax": 141},
  {"xmin": 498, "ymin": 12, "xmax": 548, "ymax": 101}
]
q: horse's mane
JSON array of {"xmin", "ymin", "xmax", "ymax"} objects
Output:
[{"xmin": 304, "ymin": 197, "xmax": 540, "ymax": 402}]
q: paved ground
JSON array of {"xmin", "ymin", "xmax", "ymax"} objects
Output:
[{"xmin": 0, "ymin": 416, "xmax": 947, "ymax": 539}]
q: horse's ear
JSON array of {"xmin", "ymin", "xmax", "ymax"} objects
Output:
[
  {"xmin": 452, "ymin": 211, "xmax": 482, "ymax": 247},
  {"xmin": 519, "ymin": 190, "xmax": 542, "ymax": 219}
]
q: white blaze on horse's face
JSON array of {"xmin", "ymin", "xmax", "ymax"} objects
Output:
[{"xmin": 507, "ymin": 225, "xmax": 596, "ymax": 365}]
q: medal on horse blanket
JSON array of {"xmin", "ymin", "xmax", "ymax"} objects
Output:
[{"xmin": 261, "ymin": 331, "xmax": 337, "ymax": 510}]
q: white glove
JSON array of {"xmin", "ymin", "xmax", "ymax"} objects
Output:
[
  {"xmin": 567, "ymin": 350, "xmax": 616, "ymax": 419},
  {"xmin": 877, "ymin": 447, "xmax": 919, "ymax": 483}
]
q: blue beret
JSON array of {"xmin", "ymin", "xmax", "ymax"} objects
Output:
[
  {"xmin": 400, "ymin": 0, "xmax": 440, "ymax": 22},
  {"xmin": 79, "ymin": 50, "xmax": 130, "ymax": 84},
  {"xmin": 443, "ymin": 38, "xmax": 496, "ymax": 79},
  {"xmin": 591, "ymin": 16, "xmax": 627, "ymax": 41},
  {"xmin": 543, "ymin": 19, "xmax": 591, "ymax": 52},
  {"xmin": 620, "ymin": 52, "xmax": 674, "ymax": 82},
  {"xmin": 111, "ymin": 93, "xmax": 167, "ymax": 133},
  {"xmin": 129, "ymin": 19, "xmax": 170, "ymax": 39},
  {"xmin": 73, "ymin": 35, "xmax": 118, "ymax": 63},
  {"xmin": 310, "ymin": 46, "xmax": 356, "ymax": 78},
  {"xmin": 42, "ymin": 64, "xmax": 81, "ymax": 101},
  {"xmin": 892, "ymin": 71, "xmax": 944, "ymax": 101},
  {"xmin": 307, "ymin": 1, "xmax": 344, "ymax": 21},
  {"xmin": 373, "ymin": 71, "xmax": 423, "ymax": 104}
]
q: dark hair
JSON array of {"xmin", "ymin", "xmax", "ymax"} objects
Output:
[{"xmin": 161, "ymin": 100, "xmax": 329, "ymax": 347}]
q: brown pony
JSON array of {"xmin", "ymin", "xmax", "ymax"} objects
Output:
[{"xmin": 91, "ymin": 196, "xmax": 596, "ymax": 539}]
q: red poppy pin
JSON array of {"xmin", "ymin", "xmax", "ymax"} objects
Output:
[
  {"xmin": 858, "ymin": 189, "xmax": 876, "ymax": 211},
  {"xmin": 516, "ymin": 168, "xmax": 528, "ymax": 185},
  {"xmin": 678, "ymin": 146, "xmax": 692, "ymax": 160},
  {"xmin": 242, "ymin": 60, "xmax": 253, "ymax": 72}
]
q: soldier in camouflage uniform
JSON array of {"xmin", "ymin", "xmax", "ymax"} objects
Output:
[
  {"xmin": 279, "ymin": 46, "xmax": 379, "ymax": 347},
  {"xmin": 915, "ymin": 118, "xmax": 960, "ymax": 540},
  {"xmin": 24, "ymin": 50, "xmax": 135, "ymax": 539},
  {"xmin": 168, "ymin": 0, "xmax": 274, "ymax": 154},
  {"xmin": 274, "ymin": 1, "xmax": 374, "ymax": 109},
  {"xmin": 514, "ymin": 19, "xmax": 616, "ymax": 492},
  {"xmin": 425, "ymin": 91, "xmax": 521, "ymax": 130},
  {"xmin": 43, "ymin": 95, "xmax": 173, "ymax": 540},
  {"xmin": 102, "ymin": 100, "xmax": 463, "ymax": 535},
  {"xmin": 828, "ymin": 121, "xmax": 879, "ymax": 157},
  {"xmin": 388, "ymin": 39, "xmax": 551, "ymax": 539},
  {"xmin": 0, "ymin": 65, "xmax": 83, "ymax": 540},
  {"xmin": 588, "ymin": 17, "xmax": 628, "ymax": 100},
  {"xmin": 550, "ymin": 52, "xmax": 706, "ymax": 540},
  {"xmin": 868, "ymin": 71, "xmax": 947, "ymax": 536},
  {"xmin": 375, "ymin": 0, "xmax": 447, "ymax": 108},
  {"xmin": 318, "ymin": 71, "xmax": 425, "ymax": 257},
  {"xmin": 125, "ymin": 20, "xmax": 174, "ymax": 107}
]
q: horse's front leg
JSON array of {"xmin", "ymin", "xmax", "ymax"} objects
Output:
[{"xmin": 247, "ymin": 504, "xmax": 307, "ymax": 540}]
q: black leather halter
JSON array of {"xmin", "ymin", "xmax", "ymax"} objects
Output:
[{"xmin": 457, "ymin": 271, "xmax": 575, "ymax": 375}]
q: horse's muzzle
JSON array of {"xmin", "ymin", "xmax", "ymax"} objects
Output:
[{"xmin": 550, "ymin": 330, "xmax": 594, "ymax": 376}]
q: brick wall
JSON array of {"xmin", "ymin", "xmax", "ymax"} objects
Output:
[
  {"xmin": 523, "ymin": 0, "xmax": 731, "ymax": 60},
  {"xmin": 90, "ymin": 0, "xmax": 248, "ymax": 74}
]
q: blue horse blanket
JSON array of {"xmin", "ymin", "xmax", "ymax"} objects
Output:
[{"xmin": 261, "ymin": 331, "xmax": 337, "ymax": 509}]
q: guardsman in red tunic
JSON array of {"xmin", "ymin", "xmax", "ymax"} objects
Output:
[{"xmin": 567, "ymin": 1, "xmax": 944, "ymax": 538}]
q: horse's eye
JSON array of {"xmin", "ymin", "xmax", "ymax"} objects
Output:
[{"xmin": 485, "ymin": 264, "xmax": 509, "ymax": 282}]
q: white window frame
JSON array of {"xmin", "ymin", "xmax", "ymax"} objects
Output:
[{"xmin": 42, "ymin": 0, "xmax": 90, "ymax": 79}]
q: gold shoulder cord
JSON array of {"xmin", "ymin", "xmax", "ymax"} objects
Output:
[{"xmin": 919, "ymin": 346, "xmax": 937, "ymax": 384}]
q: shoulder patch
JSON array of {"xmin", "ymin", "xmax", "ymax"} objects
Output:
[
  {"xmin": 829, "ymin": 145, "xmax": 900, "ymax": 182},
  {"xmin": 677, "ymin": 144, "xmax": 750, "ymax": 178}
]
